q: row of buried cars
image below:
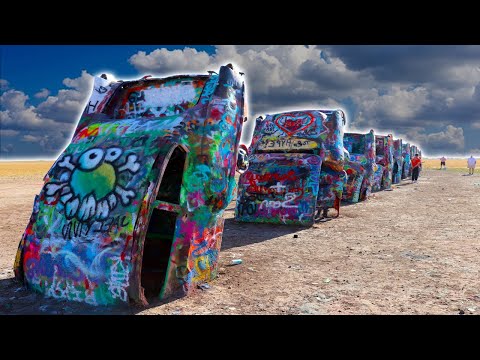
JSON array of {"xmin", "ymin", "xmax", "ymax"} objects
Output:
[
  {"xmin": 13, "ymin": 64, "xmax": 422, "ymax": 307},
  {"xmin": 235, "ymin": 110, "xmax": 422, "ymax": 226}
]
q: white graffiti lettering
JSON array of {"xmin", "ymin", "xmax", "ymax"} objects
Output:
[
  {"xmin": 259, "ymin": 192, "xmax": 299, "ymax": 210},
  {"xmin": 269, "ymin": 182, "xmax": 287, "ymax": 193},
  {"xmin": 107, "ymin": 257, "xmax": 129, "ymax": 302}
]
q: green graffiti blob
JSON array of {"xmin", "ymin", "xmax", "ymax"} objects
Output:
[{"xmin": 70, "ymin": 163, "xmax": 116, "ymax": 200}]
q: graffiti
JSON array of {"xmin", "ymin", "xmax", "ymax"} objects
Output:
[
  {"xmin": 44, "ymin": 148, "xmax": 140, "ymax": 222},
  {"xmin": 258, "ymin": 138, "xmax": 316, "ymax": 150},
  {"xmin": 236, "ymin": 109, "xmax": 345, "ymax": 226},
  {"xmin": 61, "ymin": 215, "xmax": 130, "ymax": 240},
  {"xmin": 244, "ymin": 169, "xmax": 299, "ymax": 185},
  {"xmin": 107, "ymin": 257, "xmax": 129, "ymax": 302},
  {"xmin": 318, "ymin": 166, "xmax": 346, "ymax": 211},
  {"xmin": 372, "ymin": 134, "xmax": 394, "ymax": 191},
  {"xmin": 96, "ymin": 85, "xmax": 108, "ymax": 94},
  {"xmin": 342, "ymin": 130, "xmax": 376, "ymax": 203},
  {"xmin": 117, "ymin": 79, "xmax": 206, "ymax": 119},
  {"xmin": 85, "ymin": 76, "xmax": 117, "ymax": 116},
  {"xmin": 259, "ymin": 192, "xmax": 300, "ymax": 210},
  {"xmin": 402, "ymin": 143, "xmax": 412, "ymax": 178},
  {"xmin": 200, "ymin": 75, "xmax": 218, "ymax": 104},
  {"xmin": 262, "ymin": 122, "xmax": 276, "ymax": 134},
  {"xmin": 236, "ymin": 146, "xmax": 249, "ymax": 172},
  {"xmin": 392, "ymin": 139, "xmax": 403, "ymax": 184},
  {"xmin": 274, "ymin": 112, "xmax": 315, "ymax": 136},
  {"xmin": 46, "ymin": 266, "xmax": 84, "ymax": 302},
  {"xmin": 235, "ymin": 153, "xmax": 320, "ymax": 225},
  {"xmin": 16, "ymin": 62, "xmax": 421, "ymax": 307},
  {"xmin": 246, "ymin": 181, "xmax": 305, "ymax": 197},
  {"xmin": 236, "ymin": 199, "xmax": 258, "ymax": 216},
  {"xmin": 15, "ymin": 64, "xmax": 246, "ymax": 306},
  {"xmin": 87, "ymin": 100, "xmax": 99, "ymax": 113},
  {"xmin": 61, "ymin": 220, "xmax": 93, "ymax": 240}
]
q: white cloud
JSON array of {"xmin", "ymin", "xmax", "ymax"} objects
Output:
[
  {"xmin": 439, "ymin": 64, "xmax": 480, "ymax": 88},
  {"xmin": 128, "ymin": 45, "xmax": 355, "ymax": 111},
  {"xmin": 129, "ymin": 48, "xmax": 212, "ymax": 74},
  {"xmin": 21, "ymin": 134, "xmax": 39, "ymax": 142},
  {"xmin": 1, "ymin": 71, "xmax": 94, "ymax": 155},
  {"xmin": 426, "ymin": 125, "xmax": 465, "ymax": 150},
  {"xmin": 34, "ymin": 88, "xmax": 51, "ymax": 99},
  {"xmin": 1, "ymin": 143, "xmax": 14, "ymax": 153},
  {"xmin": 0, "ymin": 79, "xmax": 9, "ymax": 91},
  {"xmin": 354, "ymin": 86, "xmax": 429, "ymax": 130},
  {"xmin": 472, "ymin": 121, "xmax": 480, "ymax": 129},
  {"xmin": 20, "ymin": 132, "xmax": 69, "ymax": 153},
  {"xmin": 405, "ymin": 125, "xmax": 465, "ymax": 155},
  {"xmin": 35, "ymin": 70, "xmax": 93, "ymax": 122},
  {"xmin": 0, "ymin": 89, "xmax": 59, "ymax": 130},
  {"xmin": 1, "ymin": 89, "xmax": 29, "ymax": 111},
  {"xmin": 0, "ymin": 129, "xmax": 20, "ymax": 137},
  {"xmin": 127, "ymin": 46, "xmax": 428, "ymax": 126}
]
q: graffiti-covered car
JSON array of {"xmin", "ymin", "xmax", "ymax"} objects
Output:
[
  {"xmin": 372, "ymin": 134, "xmax": 394, "ymax": 191},
  {"xmin": 342, "ymin": 130, "xmax": 376, "ymax": 203},
  {"xmin": 234, "ymin": 110, "xmax": 346, "ymax": 226},
  {"xmin": 14, "ymin": 64, "xmax": 247, "ymax": 306},
  {"xmin": 402, "ymin": 142, "xmax": 411, "ymax": 179},
  {"xmin": 392, "ymin": 138, "xmax": 403, "ymax": 184}
]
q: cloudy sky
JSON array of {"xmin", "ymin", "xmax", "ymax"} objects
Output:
[{"xmin": 1, "ymin": 45, "xmax": 480, "ymax": 159}]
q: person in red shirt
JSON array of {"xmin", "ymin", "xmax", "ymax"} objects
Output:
[{"xmin": 411, "ymin": 153, "xmax": 422, "ymax": 182}]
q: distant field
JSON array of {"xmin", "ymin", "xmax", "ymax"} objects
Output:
[
  {"xmin": 0, "ymin": 159, "xmax": 475, "ymax": 176},
  {"xmin": 422, "ymin": 158, "xmax": 473, "ymax": 172},
  {"xmin": 0, "ymin": 161, "xmax": 54, "ymax": 177}
]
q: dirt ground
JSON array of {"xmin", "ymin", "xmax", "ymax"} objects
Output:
[{"xmin": 0, "ymin": 161, "xmax": 479, "ymax": 315}]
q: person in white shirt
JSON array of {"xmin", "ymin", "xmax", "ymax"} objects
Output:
[
  {"xmin": 440, "ymin": 156, "xmax": 446, "ymax": 169},
  {"xmin": 467, "ymin": 155, "xmax": 476, "ymax": 175}
]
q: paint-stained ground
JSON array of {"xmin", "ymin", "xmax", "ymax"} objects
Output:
[{"xmin": 1, "ymin": 163, "xmax": 479, "ymax": 315}]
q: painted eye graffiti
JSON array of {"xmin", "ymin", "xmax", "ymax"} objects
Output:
[
  {"xmin": 105, "ymin": 147, "xmax": 122, "ymax": 162},
  {"xmin": 79, "ymin": 149, "xmax": 105, "ymax": 170},
  {"xmin": 44, "ymin": 147, "xmax": 141, "ymax": 222}
]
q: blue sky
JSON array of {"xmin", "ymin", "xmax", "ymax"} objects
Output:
[
  {"xmin": 1, "ymin": 45, "xmax": 480, "ymax": 159},
  {"xmin": 1, "ymin": 45, "xmax": 215, "ymax": 104}
]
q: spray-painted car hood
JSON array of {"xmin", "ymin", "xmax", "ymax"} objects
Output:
[
  {"xmin": 17, "ymin": 115, "xmax": 194, "ymax": 303},
  {"xmin": 15, "ymin": 66, "xmax": 246, "ymax": 305},
  {"xmin": 235, "ymin": 152, "xmax": 322, "ymax": 225}
]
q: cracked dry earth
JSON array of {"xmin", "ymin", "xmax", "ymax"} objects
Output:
[{"xmin": 1, "ymin": 167, "xmax": 479, "ymax": 315}]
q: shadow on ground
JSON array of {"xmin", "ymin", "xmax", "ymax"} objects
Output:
[
  {"xmin": 393, "ymin": 181, "xmax": 415, "ymax": 187},
  {"xmin": 1, "ymin": 219, "xmax": 302, "ymax": 315},
  {"xmin": 0, "ymin": 276, "xmax": 203, "ymax": 315},
  {"xmin": 221, "ymin": 218, "xmax": 303, "ymax": 251}
]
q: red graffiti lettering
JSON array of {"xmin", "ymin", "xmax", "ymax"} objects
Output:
[{"xmin": 244, "ymin": 170, "xmax": 298, "ymax": 186}]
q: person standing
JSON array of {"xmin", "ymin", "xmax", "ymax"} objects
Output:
[
  {"xmin": 411, "ymin": 153, "xmax": 421, "ymax": 183},
  {"xmin": 467, "ymin": 155, "xmax": 476, "ymax": 175},
  {"xmin": 440, "ymin": 156, "xmax": 446, "ymax": 169}
]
